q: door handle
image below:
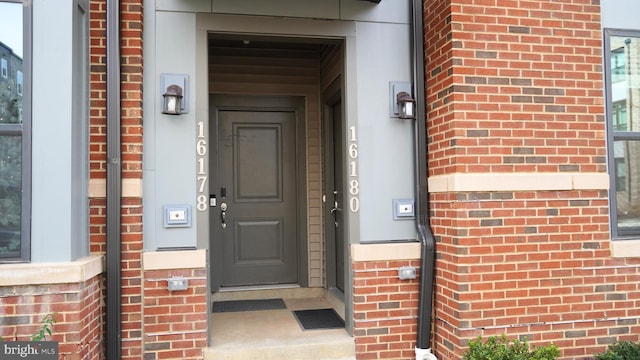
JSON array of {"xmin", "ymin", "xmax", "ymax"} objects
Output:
[
  {"xmin": 330, "ymin": 191, "xmax": 340, "ymax": 228},
  {"xmin": 330, "ymin": 205, "xmax": 340, "ymax": 228},
  {"xmin": 220, "ymin": 202, "xmax": 227, "ymax": 229}
]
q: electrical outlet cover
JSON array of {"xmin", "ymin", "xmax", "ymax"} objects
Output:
[
  {"xmin": 163, "ymin": 205, "xmax": 191, "ymax": 227},
  {"xmin": 393, "ymin": 199, "xmax": 415, "ymax": 220}
]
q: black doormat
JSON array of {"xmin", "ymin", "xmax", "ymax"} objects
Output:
[
  {"xmin": 293, "ymin": 308, "xmax": 345, "ymax": 330},
  {"xmin": 212, "ymin": 298, "xmax": 286, "ymax": 313}
]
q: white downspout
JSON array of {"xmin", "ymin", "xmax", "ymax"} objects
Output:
[{"xmin": 416, "ymin": 347, "xmax": 438, "ymax": 360}]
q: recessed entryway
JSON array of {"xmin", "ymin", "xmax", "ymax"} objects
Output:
[
  {"xmin": 207, "ymin": 34, "xmax": 346, "ymax": 294},
  {"xmin": 206, "ymin": 288, "xmax": 353, "ymax": 360},
  {"xmin": 206, "ymin": 34, "xmax": 351, "ymax": 353}
]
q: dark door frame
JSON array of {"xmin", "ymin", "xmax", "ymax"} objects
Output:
[
  {"xmin": 322, "ymin": 77, "xmax": 348, "ymax": 296},
  {"xmin": 209, "ymin": 94, "xmax": 308, "ymax": 292}
]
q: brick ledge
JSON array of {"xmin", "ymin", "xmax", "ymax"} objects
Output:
[
  {"xmin": 88, "ymin": 178, "xmax": 142, "ymax": 198},
  {"xmin": 0, "ymin": 255, "xmax": 104, "ymax": 286},
  {"xmin": 428, "ymin": 172, "xmax": 609, "ymax": 193},
  {"xmin": 351, "ymin": 242, "xmax": 421, "ymax": 262}
]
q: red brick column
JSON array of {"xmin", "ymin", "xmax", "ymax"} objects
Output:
[
  {"xmin": 89, "ymin": 0, "xmax": 144, "ymax": 358},
  {"xmin": 143, "ymin": 267, "xmax": 208, "ymax": 359},
  {"xmin": 424, "ymin": 0, "xmax": 640, "ymax": 358},
  {"xmin": 120, "ymin": 0, "xmax": 145, "ymax": 358},
  {"xmin": 353, "ymin": 259, "xmax": 421, "ymax": 359}
]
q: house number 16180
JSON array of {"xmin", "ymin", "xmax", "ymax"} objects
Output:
[{"xmin": 348, "ymin": 126, "xmax": 359, "ymax": 213}]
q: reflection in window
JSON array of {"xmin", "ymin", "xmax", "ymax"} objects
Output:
[
  {"xmin": 615, "ymin": 157, "xmax": 626, "ymax": 192},
  {"xmin": 1, "ymin": 58, "xmax": 6, "ymax": 78},
  {"xmin": 608, "ymin": 33, "xmax": 640, "ymax": 238},
  {"xmin": 613, "ymin": 140, "xmax": 640, "ymax": 236},
  {"xmin": 0, "ymin": 1, "xmax": 24, "ymax": 259},
  {"xmin": 612, "ymin": 47, "xmax": 626, "ymax": 83},
  {"xmin": 613, "ymin": 100, "xmax": 628, "ymax": 131},
  {"xmin": 0, "ymin": 136, "xmax": 21, "ymax": 258}
]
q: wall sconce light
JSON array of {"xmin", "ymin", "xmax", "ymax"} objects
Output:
[
  {"xmin": 389, "ymin": 81, "xmax": 415, "ymax": 120},
  {"xmin": 396, "ymin": 91, "xmax": 416, "ymax": 119},
  {"xmin": 160, "ymin": 74, "xmax": 189, "ymax": 115},
  {"xmin": 162, "ymin": 85, "xmax": 183, "ymax": 115}
]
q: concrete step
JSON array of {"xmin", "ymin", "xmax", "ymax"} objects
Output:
[{"xmin": 203, "ymin": 338, "xmax": 356, "ymax": 360}]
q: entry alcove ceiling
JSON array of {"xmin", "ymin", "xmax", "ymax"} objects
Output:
[
  {"xmin": 208, "ymin": 34, "xmax": 343, "ymax": 94},
  {"xmin": 208, "ymin": 35, "xmax": 341, "ymax": 60}
]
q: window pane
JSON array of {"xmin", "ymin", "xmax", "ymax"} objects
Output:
[
  {"xmin": 0, "ymin": 135, "xmax": 21, "ymax": 258},
  {"xmin": 609, "ymin": 36, "xmax": 640, "ymax": 132},
  {"xmin": 0, "ymin": 1, "xmax": 23, "ymax": 259},
  {"xmin": 614, "ymin": 140, "xmax": 640, "ymax": 236},
  {"xmin": 0, "ymin": 2, "xmax": 23, "ymax": 125}
]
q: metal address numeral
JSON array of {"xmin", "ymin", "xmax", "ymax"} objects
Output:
[
  {"xmin": 348, "ymin": 126, "xmax": 359, "ymax": 213},
  {"xmin": 196, "ymin": 121, "xmax": 208, "ymax": 212}
]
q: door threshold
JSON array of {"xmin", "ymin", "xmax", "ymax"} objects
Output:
[
  {"xmin": 218, "ymin": 284, "xmax": 300, "ymax": 292},
  {"xmin": 212, "ymin": 287, "xmax": 325, "ymax": 302}
]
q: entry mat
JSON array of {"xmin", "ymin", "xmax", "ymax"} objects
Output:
[
  {"xmin": 212, "ymin": 298, "xmax": 287, "ymax": 313},
  {"xmin": 292, "ymin": 308, "xmax": 345, "ymax": 331}
]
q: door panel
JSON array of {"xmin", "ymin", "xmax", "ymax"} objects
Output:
[
  {"xmin": 235, "ymin": 219, "xmax": 283, "ymax": 264},
  {"xmin": 234, "ymin": 125, "xmax": 282, "ymax": 201},
  {"xmin": 213, "ymin": 98, "xmax": 298, "ymax": 288},
  {"xmin": 331, "ymin": 100, "xmax": 345, "ymax": 292},
  {"xmin": 324, "ymin": 86, "xmax": 346, "ymax": 293}
]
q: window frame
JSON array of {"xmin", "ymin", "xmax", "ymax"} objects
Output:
[
  {"xmin": 0, "ymin": 0, "xmax": 31, "ymax": 262},
  {"xmin": 605, "ymin": 28, "xmax": 640, "ymax": 240}
]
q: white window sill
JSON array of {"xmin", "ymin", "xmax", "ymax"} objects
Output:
[{"xmin": 0, "ymin": 255, "xmax": 104, "ymax": 287}]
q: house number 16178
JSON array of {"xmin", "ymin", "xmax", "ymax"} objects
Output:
[{"xmin": 196, "ymin": 121, "xmax": 208, "ymax": 212}]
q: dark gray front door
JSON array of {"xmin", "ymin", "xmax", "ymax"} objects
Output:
[
  {"xmin": 324, "ymin": 86, "xmax": 346, "ymax": 293},
  {"xmin": 212, "ymin": 96, "xmax": 299, "ymax": 289}
]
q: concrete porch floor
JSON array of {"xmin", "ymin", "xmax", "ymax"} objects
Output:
[{"xmin": 204, "ymin": 290, "xmax": 355, "ymax": 360}]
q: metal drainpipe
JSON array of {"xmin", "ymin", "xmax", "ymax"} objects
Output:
[
  {"xmin": 410, "ymin": 0, "xmax": 438, "ymax": 359},
  {"xmin": 106, "ymin": 0, "xmax": 122, "ymax": 359}
]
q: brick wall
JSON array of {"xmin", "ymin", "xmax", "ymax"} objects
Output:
[
  {"xmin": 424, "ymin": 0, "xmax": 640, "ymax": 359},
  {"xmin": 353, "ymin": 260, "xmax": 421, "ymax": 359},
  {"xmin": 143, "ymin": 268, "xmax": 208, "ymax": 359},
  {"xmin": 0, "ymin": 275, "xmax": 103, "ymax": 359},
  {"xmin": 89, "ymin": 0, "xmax": 144, "ymax": 358}
]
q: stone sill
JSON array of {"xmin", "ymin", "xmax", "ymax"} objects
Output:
[
  {"xmin": 611, "ymin": 239, "xmax": 640, "ymax": 258},
  {"xmin": 351, "ymin": 242, "xmax": 421, "ymax": 262},
  {"xmin": 428, "ymin": 172, "xmax": 609, "ymax": 193},
  {"xmin": 0, "ymin": 255, "xmax": 104, "ymax": 287},
  {"xmin": 143, "ymin": 249, "xmax": 207, "ymax": 270}
]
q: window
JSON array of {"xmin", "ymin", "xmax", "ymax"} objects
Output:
[
  {"xmin": 0, "ymin": 0, "xmax": 29, "ymax": 261},
  {"xmin": 1, "ymin": 58, "xmax": 6, "ymax": 78},
  {"xmin": 606, "ymin": 30, "xmax": 640, "ymax": 238},
  {"xmin": 613, "ymin": 100, "xmax": 628, "ymax": 131}
]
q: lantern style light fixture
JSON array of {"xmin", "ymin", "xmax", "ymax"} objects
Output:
[
  {"xmin": 396, "ymin": 91, "xmax": 416, "ymax": 119},
  {"xmin": 162, "ymin": 84, "xmax": 184, "ymax": 115}
]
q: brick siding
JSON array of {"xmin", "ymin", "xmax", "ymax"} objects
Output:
[
  {"xmin": 0, "ymin": 275, "xmax": 103, "ymax": 359},
  {"xmin": 143, "ymin": 268, "xmax": 208, "ymax": 359},
  {"xmin": 353, "ymin": 260, "xmax": 421, "ymax": 359},
  {"xmin": 425, "ymin": 0, "xmax": 640, "ymax": 359},
  {"xmin": 89, "ymin": 0, "xmax": 145, "ymax": 358}
]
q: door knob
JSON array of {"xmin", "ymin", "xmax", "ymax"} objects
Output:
[{"xmin": 220, "ymin": 202, "xmax": 227, "ymax": 229}]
